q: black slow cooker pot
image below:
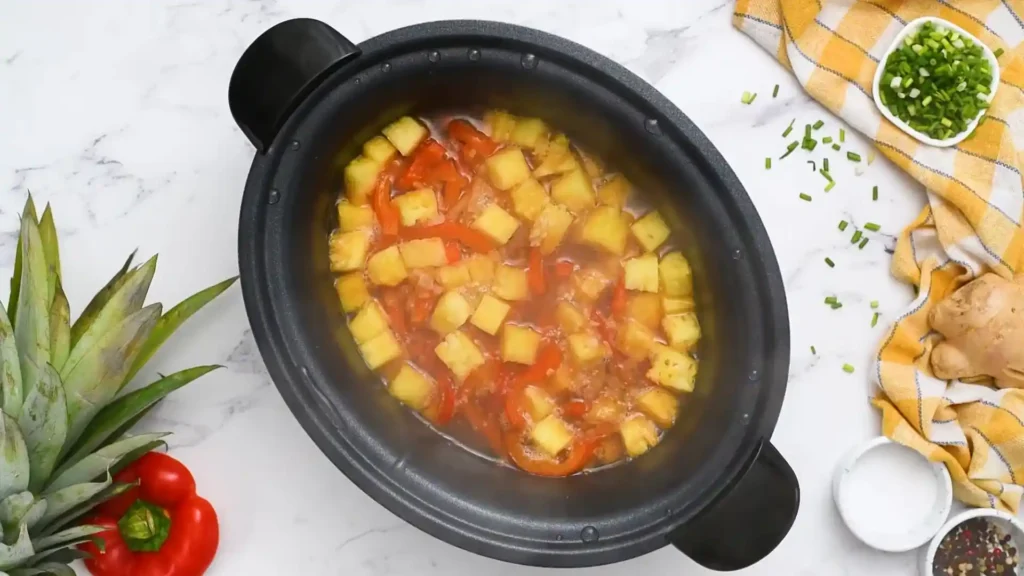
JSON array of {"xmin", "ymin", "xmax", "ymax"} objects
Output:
[{"xmin": 229, "ymin": 18, "xmax": 798, "ymax": 571}]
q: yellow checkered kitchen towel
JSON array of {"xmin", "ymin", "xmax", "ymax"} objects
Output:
[{"xmin": 734, "ymin": 0, "xmax": 1024, "ymax": 511}]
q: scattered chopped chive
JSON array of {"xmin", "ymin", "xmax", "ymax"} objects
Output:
[
  {"xmin": 851, "ymin": 230, "xmax": 863, "ymax": 244},
  {"xmin": 811, "ymin": 346, "xmax": 817, "ymax": 354},
  {"xmin": 823, "ymin": 158, "xmax": 830, "ymax": 172},
  {"xmin": 808, "ymin": 160, "xmax": 817, "ymax": 171},
  {"xmin": 825, "ymin": 180, "xmax": 836, "ymax": 192},
  {"xmin": 843, "ymin": 363, "xmax": 855, "ymax": 374},
  {"xmin": 782, "ymin": 118, "xmax": 795, "ymax": 137},
  {"xmin": 825, "ymin": 257, "xmax": 835, "ymax": 268},
  {"xmin": 831, "ymin": 302, "xmax": 843, "ymax": 310},
  {"xmin": 741, "ymin": 91, "xmax": 757, "ymax": 104},
  {"xmin": 805, "ymin": 124, "xmax": 812, "ymax": 138},
  {"xmin": 822, "ymin": 136, "xmax": 833, "ymax": 144},
  {"xmin": 872, "ymin": 185, "xmax": 879, "ymax": 201},
  {"xmin": 773, "ymin": 84, "xmax": 780, "ymax": 97},
  {"xmin": 765, "ymin": 157, "xmax": 772, "ymax": 170},
  {"xmin": 847, "ymin": 151, "xmax": 862, "ymax": 162},
  {"xmin": 832, "ymin": 143, "xmax": 841, "ymax": 151},
  {"xmin": 995, "ymin": 47, "xmax": 1005, "ymax": 58},
  {"xmin": 825, "ymin": 296, "xmax": 838, "ymax": 305},
  {"xmin": 871, "ymin": 300, "xmax": 879, "ymax": 309},
  {"xmin": 781, "ymin": 141, "xmax": 800, "ymax": 159},
  {"xmin": 840, "ymin": 128, "xmax": 846, "ymax": 142},
  {"xmin": 864, "ymin": 222, "xmax": 881, "ymax": 232},
  {"xmin": 802, "ymin": 138, "xmax": 818, "ymax": 151},
  {"xmin": 820, "ymin": 169, "xmax": 833, "ymax": 182},
  {"xmin": 813, "ymin": 120, "xmax": 825, "ymax": 130},
  {"xmin": 859, "ymin": 237, "xmax": 869, "ymax": 249},
  {"xmin": 799, "ymin": 193, "xmax": 812, "ymax": 202},
  {"xmin": 871, "ymin": 312, "xmax": 880, "ymax": 327},
  {"xmin": 839, "ymin": 220, "xmax": 849, "ymax": 231}
]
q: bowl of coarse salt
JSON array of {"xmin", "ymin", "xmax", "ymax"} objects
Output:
[{"xmin": 833, "ymin": 437, "xmax": 953, "ymax": 552}]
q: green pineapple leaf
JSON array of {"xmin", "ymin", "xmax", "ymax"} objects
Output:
[
  {"xmin": 12, "ymin": 562, "xmax": 77, "ymax": 576},
  {"xmin": 34, "ymin": 482, "xmax": 134, "ymax": 539},
  {"xmin": 38, "ymin": 475, "xmax": 110, "ymax": 528},
  {"xmin": 13, "ymin": 211, "xmax": 51, "ymax": 415},
  {"xmin": 46, "ymin": 283, "xmax": 68, "ymax": 374},
  {"xmin": 0, "ymin": 523, "xmax": 33, "ymax": 570},
  {"xmin": 0, "ymin": 302, "xmax": 23, "ymax": 418},
  {"xmin": 8, "ymin": 196, "xmax": 38, "ymax": 324},
  {"xmin": 0, "ymin": 415, "xmax": 29, "ymax": 502},
  {"xmin": 68, "ymin": 250, "xmax": 135, "ymax": 348},
  {"xmin": 64, "ymin": 365, "xmax": 219, "ymax": 467},
  {"xmin": 65, "ymin": 254, "xmax": 152, "ymax": 358},
  {"xmin": 107, "ymin": 440, "xmax": 165, "ymax": 478},
  {"xmin": 17, "ymin": 364, "xmax": 66, "ymax": 493},
  {"xmin": 46, "ymin": 433, "xmax": 165, "ymax": 493},
  {"xmin": 62, "ymin": 303, "xmax": 161, "ymax": 448},
  {"xmin": 37, "ymin": 206, "xmax": 60, "ymax": 307},
  {"xmin": 0, "ymin": 493, "xmax": 34, "ymax": 539},
  {"xmin": 30, "ymin": 525, "xmax": 104, "ymax": 555},
  {"xmin": 122, "ymin": 277, "xmax": 236, "ymax": 389}
]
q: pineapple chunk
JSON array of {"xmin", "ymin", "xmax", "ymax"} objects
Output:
[
  {"xmin": 359, "ymin": 329, "xmax": 402, "ymax": 370},
  {"xmin": 484, "ymin": 109, "xmax": 516, "ymax": 142},
  {"xmin": 647, "ymin": 345, "xmax": 697, "ymax": 392},
  {"xmin": 435, "ymin": 330, "xmax": 485, "ymax": 381},
  {"xmin": 430, "ymin": 291, "xmax": 472, "ymax": 336},
  {"xmin": 596, "ymin": 174, "xmax": 630, "ymax": 209},
  {"xmin": 335, "ymin": 272, "xmax": 370, "ymax": 313},
  {"xmin": 382, "ymin": 116, "xmax": 428, "ymax": 156},
  {"xmin": 620, "ymin": 415, "xmax": 660, "ymax": 457},
  {"xmin": 502, "ymin": 324, "xmax": 541, "ymax": 365},
  {"xmin": 367, "ymin": 245, "xmax": 409, "ymax": 286},
  {"xmin": 510, "ymin": 117, "xmax": 548, "ymax": 149},
  {"xmin": 485, "ymin": 147, "xmax": 531, "ymax": 191},
  {"xmin": 550, "ymin": 169, "xmax": 596, "ymax": 213},
  {"xmin": 660, "ymin": 252, "xmax": 693, "ymax": 297},
  {"xmin": 344, "ymin": 155, "xmax": 382, "ymax": 205},
  {"xmin": 637, "ymin": 388, "xmax": 679, "ymax": 428},
  {"xmin": 393, "ymin": 188, "xmax": 438, "ymax": 226},
  {"xmin": 329, "ymin": 230, "xmax": 372, "ymax": 272},
  {"xmin": 350, "ymin": 300, "xmax": 389, "ymax": 344},
  {"xmin": 523, "ymin": 385, "xmax": 556, "ymax": 421},
  {"xmin": 363, "ymin": 135, "xmax": 398, "ymax": 164},
  {"xmin": 389, "ymin": 363, "xmax": 435, "ymax": 411},
  {"xmin": 437, "ymin": 263, "xmax": 472, "ymax": 289},
  {"xmin": 580, "ymin": 206, "xmax": 629, "ymax": 255},
  {"xmin": 492, "ymin": 265, "xmax": 529, "ymax": 301},
  {"xmin": 627, "ymin": 292, "xmax": 662, "ymax": 330},
  {"xmin": 572, "ymin": 268, "xmax": 612, "ymax": 303},
  {"xmin": 624, "ymin": 254, "xmax": 659, "ymax": 293},
  {"xmin": 466, "ymin": 254, "xmax": 496, "ymax": 283},
  {"xmin": 568, "ymin": 332, "xmax": 607, "ymax": 366},
  {"xmin": 631, "ymin": 211, "xmax": 671, "ymax": 252},
  {"xmin": 589, "ymin": 395, "xmax": 624, "ymax": 423},
  {"xmin": 529, "ymin": 203, "xmax": 574, "ymax": 255},
  {"xmin": 472, "ymin": 205, "xmax": 520, "ymax": 245},
  {"xmin": 399, "ymin": 238, "xmax": 447, "ymax": 268},
  {"xmin": 615, "ymin": 319, "xmax": 656, "ymax": 360},
  {"xmin": 530, "ymin": 415, "xmax": 574, "ymax": 457},
  {"xmin": 663, "ymin": 313, "xmax": 701, "ymax": 351},
  {"xmin": 533, "ymin": 134, "xmax": 572, "ymax": 178},
  {"xmin": 470, "ymin": 294, "xmax": 510, "ymax": 335},
  {"xmin": 510, "ymin": 178, "xmax": 550, "ymax": 222},
  {"xmin": 663, "ymin": 296, "xmax": 696, "ymax": 315},
  {"xmin": 337, "ymin": 200, "xmax": 376, "ymax": 232},
  {"xmin": 555, "ymin": 301, "xmax": 588, "ymax": 334}
]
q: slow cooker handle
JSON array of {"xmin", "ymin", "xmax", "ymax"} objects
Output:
[
  {"xmin": 670, "ymin": 440, "xmax": 799, "ymax": 571},
  {"xmin": 229, "ymin": 18, "xmax": 360, "ymax": 153}
]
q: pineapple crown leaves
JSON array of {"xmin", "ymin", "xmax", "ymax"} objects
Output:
[{"xmin": 0, "ymin": 195, "xmax": 236, "ymax": 573}]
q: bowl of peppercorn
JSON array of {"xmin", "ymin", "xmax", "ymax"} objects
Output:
[{"xmin": 924, "ymin": 508, "xmax": 1024, "ymax": 576}]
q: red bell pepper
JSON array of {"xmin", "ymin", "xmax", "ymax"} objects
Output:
[
  {"xmin": 399, "ymin": 222, "xmax": 496, "ymax": 254},
  {"xmin": 80, "ymin": 452, "xmax": 219, "ymax": 576},
  {"xmin": 372, "ymin": 173, "xmax": 401, "ymax": 237},
  {"xmin": 505, "ymin": 434, "xmax": 596, "ymax": 477},
  {"xmin": 447, "ymin": 119, "xmax": 499, "ymax": 167},
  {"xmin": 397, "ymin": 139, "xmax": 447, "ymax": 191},
  {"xmin": 527, "ymin": 248, "xmax": 546, "ymax": 295}
]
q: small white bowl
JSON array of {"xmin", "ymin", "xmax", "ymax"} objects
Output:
[
  {"xmin": 872, "ymin": 16, "xmax": 1000, "ymax": 148},
  {"xmin": 833, "ymin": 437, "xmax": 953, "ymax": 552},
  {"xmin": 921, "ymin": 508, "xmax": 1024, "ymax": 575}
]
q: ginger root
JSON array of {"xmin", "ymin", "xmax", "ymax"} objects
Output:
[{"xmin": 929, "ymin": 273, "xmax": 1024, "ymax": 388}]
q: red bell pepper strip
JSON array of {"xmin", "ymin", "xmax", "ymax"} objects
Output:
[
  {"xmin": 505, "ymin": 387, "xmax": 530, "ymax": 430},
  {"xmin": 435, "ymin": 160, "xmax": 469, "ymax": 207},
  {"xmin": 399, "ymin": 222, "xmax": 496, "ymax": 254},
  {"xmin": 372, "ymin": 173, "xmax": 400, "ymax": 236},
  {"xmin": 433, "ymin": 376, "xmax": 456, "ymax": 425},
  {"xmin": 553, "ymin": 260, "xmax": 576, "ymax": 279},
  {"xmin": 505, "ymin": 434, "xmax": 596, "ymax": 477},
  {"xmin": 517, "ymin": 343, "xmax": 563, "ymax": 385},
  {"xmin": 562, "ymin": 399, "xmax": 589, "ymax": 419},
  {"xmin": 445, "ymin": 240, "xmax": 462, "ymax": 263},
  {"xmin": 527, "ymin": 248, "xmax": 546, "ymax": 296},
  {"xmin": 81, "ymin": 452, "xmax": 219, "ymax": 576},
  {"xmin": 447, "ymin": 119, "xmax": 499, "ymax": 167},
  {"xmin": 397, "ymin": 139, "xmax": 447, "ymax": 190},
  {"xmin": 380, "ymin": 288, "xmax": 408, "ymax": 337},
  {"xmin": 610, "ymin": 271, "xmax": 627, "ymax": 318}
]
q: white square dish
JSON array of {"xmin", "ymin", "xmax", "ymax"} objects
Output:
[{"xmin": 872, "ymin": 16, "xmax": 1000, "ymax": 148}]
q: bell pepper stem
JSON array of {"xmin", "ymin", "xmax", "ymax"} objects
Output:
[{"xmin": 118, "ymin": 500, "xmax": 172, "ymax": 552}]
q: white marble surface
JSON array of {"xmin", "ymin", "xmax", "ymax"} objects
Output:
[{"xmin": 0, "ymin": 1, "xmax": 948, "ymax": 574}]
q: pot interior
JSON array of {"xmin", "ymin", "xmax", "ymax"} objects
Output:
[{"xmin": 255, "ymin": 31, "xmax": 781, "ymax": 560}]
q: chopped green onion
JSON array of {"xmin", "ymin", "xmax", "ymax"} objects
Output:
[
  {"xmin": 840, "ymin": 128, "xmax": 846, "ymax": 142},
  {"xmin": 823, "ymin": 136, "xmax": 833, "ymax": 144},
  {"xmin": 872, "ymin": 185, "xmax": 879, "ymax": 201},
  {"xmin": 847, "ymin": 151, "xmax": 862, "ymax": 162},
  {"xmin": 782, "ymin": 119, "xmax": 795, "ymax": 137},
  {"xmin": 823, "ymin": 158, "xmax": 830, "ymax": 172},
  {"xmin": 781, "ymin": 141, "xmax": 799, "ymax": 159},
  {"xmin": 843, "ymin": 363, "xmax": 855, "ymax": 374},
  {"xmin": 871, "ymin": 312, "xmax": 880, "ymax": 327},
  {"xmin": 825, "ymin": 257, "xmax": 835, "ymax": 268},
  {"xmin": 851, "ymin": 230, "xmax": 863, "ymax": 244},
  {"xmin": 832, "ymin": 143, "xmax": 841, "ymax": 151},
  {"xmin": 741, "ymin": 91, "xmax": 757, "ymax": 104},
  {"xmin": 773, "ymin": 84, "xmax": 780, "ymax": 97},
  {"xmin": 802, "ymin": 138, "xmax": 818, "ymax": 151},
  {"xmin": 995, "ymin": 47, "xmax": 1005, "ymax": 58},
  {"xmin": 765, "ymin": 157, "xmax": 772, "ymax": 170},
  {"xmin": 805, "ymin": 124, "xmax": 812, "ymax": 138},
  {"xmin": 839, "ymin": 220, "xmax": 849, "ymax": 231},
  {"xmin": 871, "ymin": 300, "xmax": 879, "ymax": 309},
  {"xmin": 825, "ymin": 181, "xmax": 836, "ymax": 192},
  {"xmin": 864, "ymin": 222, "xmax": 881, "ymax": 232},
  {"xmin": 825, "ymin": 296, "xmax": 838, "ymax": 305},
  {"xmin": 820, "ymin": 169, "xmax": 833, "ymax": 182},
  {"xmin": 831, "ymin": 302, "xmax": 843, "ymax": 310},
  {"xmin": 813, "ymin": 120, "xmax": 825, "ymax": 130},
  {"xmin": 859, "ymin": 237, "xmax": 869, "ymax": 249},
  {"xmin": 811, "ymin": 346, "xmax": 817, "ymax": 354},
  {"xmin": 799, "ymin": 193, "xmax": 812, "ymax": 202}
]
